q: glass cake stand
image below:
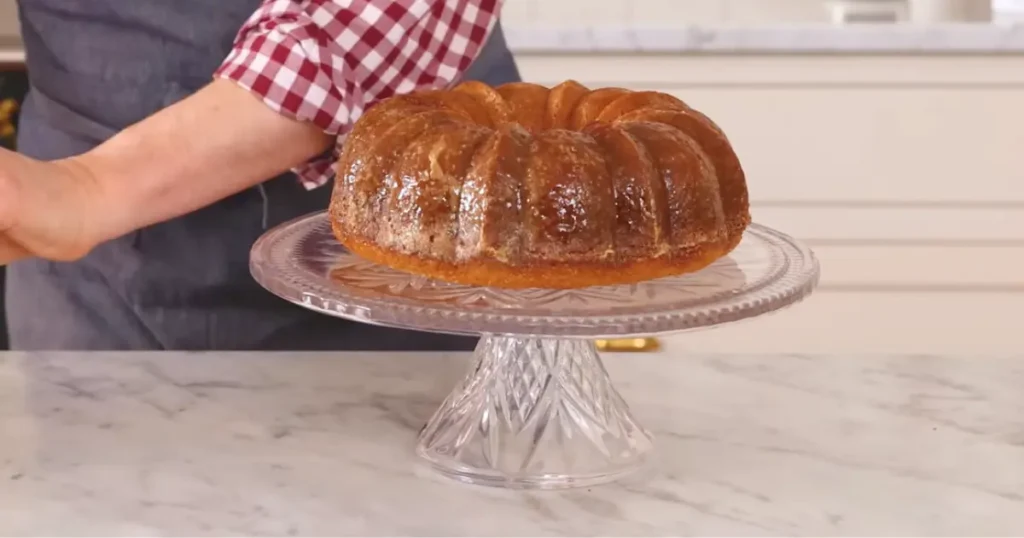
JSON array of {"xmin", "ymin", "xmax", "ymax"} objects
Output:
[{"xmin": 250, "ymin": 212, "xmax": 820, "ymax": 490}]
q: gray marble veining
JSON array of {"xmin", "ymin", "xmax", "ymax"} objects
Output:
[
  {"xmin": 1, "ymin": 351, "xmax": 1023, "ymax": 536},
  {"xmin": 504, "ymin": 23, "xmax": 1024, "ymax": 53},
  {"xmin": 4, "ymin": 23, "xmax": 1024, "ymax": 64}
]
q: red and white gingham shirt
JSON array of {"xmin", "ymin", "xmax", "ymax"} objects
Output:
[{"xmin": 215, "ymin": 0, "xmax": 502, "ymax": 189}]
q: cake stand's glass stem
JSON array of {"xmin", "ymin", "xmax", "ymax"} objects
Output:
[{"xmin": 416, "ymin": 335, "xmax": 654, "ymax": 489}]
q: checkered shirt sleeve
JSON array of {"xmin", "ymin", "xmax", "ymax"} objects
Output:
[{"xmin": 215, "ymin": 0, "xmax": 502, "ymax": 189}]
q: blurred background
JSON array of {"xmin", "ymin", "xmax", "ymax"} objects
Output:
[{"xmin": 0, "ymin": 0, "xmax": 1021, "ymax": 353}]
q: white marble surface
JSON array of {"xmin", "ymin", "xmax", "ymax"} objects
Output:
[
  {"xmin": 504, "ymin": 23, "xmax": 1024, "ymax": 53},
  {"xmin": 3, "ymin": 23, "xmax": 1024, "ymax": 64},
  {"xmin": 1, "ymin": 351, "xmax": 1022, "ymax": 536}
]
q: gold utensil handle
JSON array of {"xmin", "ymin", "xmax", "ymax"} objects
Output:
[{"xmin": 595, "ymin": 338, "xmax": 661, "ymax": 353}]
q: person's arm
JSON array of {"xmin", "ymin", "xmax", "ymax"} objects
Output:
[
  {"xmin": 76, "ymin": 80, "xmax": 330, "ymax": 246},
  {"xmin": 0, "ymin": 0, "xmax": 502, "ymax": 264},
  {"xmin": 74, "ymin": 79, "xmax": 330, "ymax": 245}
]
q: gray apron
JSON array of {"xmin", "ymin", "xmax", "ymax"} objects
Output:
[{"xmin": 6, "ymin": 0, "xmax": 521, "ymax": 350}]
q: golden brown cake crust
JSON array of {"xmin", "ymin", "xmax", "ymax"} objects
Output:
[
  {"xmin": 329, "ymin": 80, "xmax": 751, "ymax": 290},
  {"xmin": 333, "ymin": 219, "xmax": 744, "ymax": 289}
]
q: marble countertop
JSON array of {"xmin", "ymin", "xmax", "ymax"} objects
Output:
[
  {"xmin": 504, "ymin": 23, "xmax": 1024, "ymax": 54},
  {"xmin": 3, "ymin": 23, "xmax": 1024, "ymax": 65},
  {"xmin": 1, "ymin": 350, "xmax": 1022, "ymax": 535}
]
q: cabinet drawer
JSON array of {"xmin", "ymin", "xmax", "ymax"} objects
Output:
[{"xmin": 517, "ymin": 54, "xmax": 1024, "ymax": 203}]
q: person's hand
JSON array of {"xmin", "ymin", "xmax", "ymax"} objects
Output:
[{"xmin": 0, "ymin": 148, "xmax": 103, "ymax": 265}]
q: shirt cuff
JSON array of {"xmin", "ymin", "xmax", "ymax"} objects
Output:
[{"xmin": 215, "ymin": 0, "xmax": 501, "ymax": 190}]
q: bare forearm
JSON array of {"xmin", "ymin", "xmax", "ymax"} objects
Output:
[{"xmin": 73, "ymin": 79, "xmax": 332, "ymax": 244}]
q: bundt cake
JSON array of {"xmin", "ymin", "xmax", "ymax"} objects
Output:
[{"xmin": 328, "ymin": 80, "xmax": 750, "ymax": 289}]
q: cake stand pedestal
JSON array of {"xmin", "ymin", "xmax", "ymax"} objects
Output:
[{"xmin": 250, "ymin": 212, "xmax": 820, "ymax": 490}]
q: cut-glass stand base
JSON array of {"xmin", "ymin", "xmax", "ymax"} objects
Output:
[
  {"xmin": 418, "ymin": 336, "xmax": 653, "ymax": 489},
  {"xmin": 250, "ymin": 212, "xmax": 820, "ymax": 489}
]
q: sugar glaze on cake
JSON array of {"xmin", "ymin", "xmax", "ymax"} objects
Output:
[{"xmin": 329, "ymin": 80, "xmax": 750, "ymax": 289}]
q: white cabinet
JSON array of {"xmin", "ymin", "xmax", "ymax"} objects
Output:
[{"xmin": 515, "ymin": 51, "xmax": 1024, "ymax": 353}]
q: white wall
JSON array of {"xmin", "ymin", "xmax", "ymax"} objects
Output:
[
  {"xmin": 513, "ymin": 52, "xmax": 1024, "ymax": 354},
  {"xmin": 0, "ymin": 0, "xmax": 17, "ymax": 39},
  {"xmin": 0, "ymin": 0, "xmax": 832, "ymax": 40}
]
